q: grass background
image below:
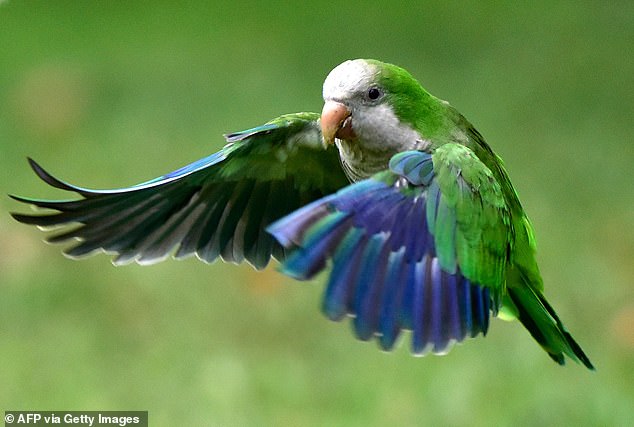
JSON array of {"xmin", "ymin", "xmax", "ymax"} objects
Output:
[{"xmin": 1, "ymin": 1, "xmax": 633, "ymax": 426}]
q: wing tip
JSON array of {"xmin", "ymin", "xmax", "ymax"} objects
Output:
[
  {"xmin": 21, "ymin": 157, "xmax": 95, "ymax": 196},
  {"xmin": 9, "ymin": 212, "xmax": 40, "ymax": 225},
  {"xmin": 27, "ymin": 158, "xmax": 69, "ymax": 190}
]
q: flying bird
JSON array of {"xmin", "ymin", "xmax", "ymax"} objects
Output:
[{"xmin": 11, "ymin": 59, "xmax": 593, "ymax": 369}]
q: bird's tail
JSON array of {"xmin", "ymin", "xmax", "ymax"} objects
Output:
[{"xmin": 506, "ymin": 277, "xmax": 594, "ymax": 370}]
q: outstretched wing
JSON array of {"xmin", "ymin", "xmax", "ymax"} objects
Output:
[
  {"xmin": 11, "ymin": 112, "xmax": 349, "ymax": 269},
  {"xmin": 268, "ymin": 144, "xmax": 511, "ymax": 355}
]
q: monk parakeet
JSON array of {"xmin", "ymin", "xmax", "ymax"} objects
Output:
[{"xmin": 11, "ymin": 59, "xmax": 593, "ymax": 369}]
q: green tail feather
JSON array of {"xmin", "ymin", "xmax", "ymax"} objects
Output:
[{"xmin": 507, "ymin": 282, "xmax": 594, "ymax": 370}]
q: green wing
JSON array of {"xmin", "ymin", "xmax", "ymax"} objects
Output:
[
  {"xmin": 435, "ymin": 142, "xmax": 593, "ymax": 368},
  {"xmin": 429, "ymin": 143, "xmax": 511, "ymax": 307},
  {"xmin": 456, "ymin": 119, "xmax": 594, "ymax": 368},
  {"xmin": 268, "ymin": 144, "xmax": 512, "ymax": 354},
  {"xmin": 11, "ymin": 112, "xmax": 349, "ymax": 269}
]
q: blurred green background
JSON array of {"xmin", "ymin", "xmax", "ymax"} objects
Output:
[{"xmin": 1, "ymin": 1, "xmax": 633, "ymax": 426}]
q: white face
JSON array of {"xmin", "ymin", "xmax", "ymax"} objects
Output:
[
  {"xmin": 322, "ymin": 59, "xmax": 378, "ymax": 103},
  {"xmin": 322, "ymin": 59, "xmax": 424, "ymax": 157}
]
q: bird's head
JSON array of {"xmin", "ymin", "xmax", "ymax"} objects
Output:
[{"xmin": 320, "ymin": 59, "xmax": 436, "ymax": 153}]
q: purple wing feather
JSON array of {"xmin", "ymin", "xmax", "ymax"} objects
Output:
[{"xmin": 267, "ymin": 151, "xmax": 492, "ymax": 355}]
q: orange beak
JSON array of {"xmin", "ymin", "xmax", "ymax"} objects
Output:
[{"xmin": 320, "ymin": 101, "xmax": 355, "ymax": 146}]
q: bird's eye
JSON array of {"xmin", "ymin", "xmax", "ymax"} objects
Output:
[{"xmin": 367, "ymin": 87, "xmax": 382, "ymax": 101}]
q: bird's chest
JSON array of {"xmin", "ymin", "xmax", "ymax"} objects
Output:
[{"xmin": 335, "ymin": 139, "xmax": 395, "ymax": 182}]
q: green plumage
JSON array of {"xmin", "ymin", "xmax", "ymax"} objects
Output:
[
  {"xmin": 10, "ymin": 58, "xmax": 593, "ymax": 369},
  {"xmin": 430, "ymin": 144, "xmax": 510, "ymax": 301},
  {"xmin": 320, "ymin": 59, "xmax": 592, "ymax": 367},
  {"xmin": 11, "ymin": 113, "xmax": 349, "ymax": 269}
]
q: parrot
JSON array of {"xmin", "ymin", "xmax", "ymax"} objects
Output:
[{"xmin": 10, "ymin": 59, "xmax": 593, "ymax": 369}]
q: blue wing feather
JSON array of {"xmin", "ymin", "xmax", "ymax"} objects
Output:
[
  {"xmin": 411, "ymin": 257, "xmax": 429, "ymax": 354},
  {"xmin": 322, "ymin": 229, "xmax": 367, "ymax": 321},
  {"xmin": 268, "ymin": 150, "xmax": 494, "ymax": 356},
  {"xmin": 281, "ymin": 212, "xmax": 351, "ymax": 280},
  {"xmin": 352, "ymin": 234, "xmax": 389, "ymax": 341},
  {"xmin": 377, "ymin": 248, "xmax": 407, "ymax": 350}
]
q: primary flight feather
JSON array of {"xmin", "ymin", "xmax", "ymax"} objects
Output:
[{"xmin": 11, "ymin": 59, "xmax": 593, "ymax": 369}]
